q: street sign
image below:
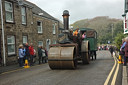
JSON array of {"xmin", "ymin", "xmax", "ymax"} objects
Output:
[
  {"xmin": 124, "ymin": 29, "xmax": 128, "ymax": 34},
  {"xmin": 124, "ymin": 13, "xmax": 128, "ymax": 34}
]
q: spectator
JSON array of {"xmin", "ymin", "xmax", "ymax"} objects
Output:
[
  {"xmin": 124, "ymin": 37, "xmax": 128, "ymax": 66},
  {"xmin": 29, "ymin": 43, "xmax": 34, "ymax": 66},
  {"xmin": 0, "ymin": 56, "xmax": 2, "ymax": 66},
  {"xmin": 23, "ymin": 45, "xmax": 26, "ymax": 63},
  {"xmin": 109, "ymin": 45, "xmax": 113, "ymax": 57},
  {"xmin": 18, "ymin": 44, "xmax": 24, "ymax": 67},
  {"xmin": 100, "ymin": 46, "xmax": 102, "ymax": 50},
  {"xmin": 120, "ymin": 38, "xmax": 126, "ymax": 51},
  {"xmin": 24, "ymin": 43, "xmax": 30, "ymax": 60},
  {"xmin": 33, "ymin": 49, "xmax": 36, "ymax": 63},
  {"xmin": 42, "ymin": 47, "xmax": 47, "ymax": 63},
  {"xmin": 38, "ymin": 46, "xmax": 43, "ymax": 64},
  {"xmin": 44, "ymin": 48, "xmax": 48, "ymax": 63},
  {"xmin": 120, "ymin": 38, "xmax": 126, "ymax": 64}
]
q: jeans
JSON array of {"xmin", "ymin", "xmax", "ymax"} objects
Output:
[
  {"xmin": 30, "ymin": 55, "xmax": 34, "ymax": 66},
  {"xmin": 19, "ymin": 58, "xmax": 24, "ymax": 67},
  {"xmin": 124, "ymin": 56, "xmax": 127, "ymax": 66},
  {"xmin": 39, "ymin": 56, "xmax": 43, "ymax": 64}
]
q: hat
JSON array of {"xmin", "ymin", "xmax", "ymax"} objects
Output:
[{"xmin": 19, "ymin": 44, "xmax": 23, "ymax": 48}]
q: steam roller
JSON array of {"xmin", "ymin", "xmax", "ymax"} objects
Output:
[{"xmin": 48, "ymin": 10, "xmax": 90, "ymax": 69}]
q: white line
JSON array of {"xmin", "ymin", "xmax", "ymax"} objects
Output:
[{"xmin": 104, "ymin": 56, "xmax": 117, "ymax": 85}]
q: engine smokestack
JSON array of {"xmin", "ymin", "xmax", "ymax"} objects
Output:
[{"xmin": 62, "ymin": 10, "xmax": 70, "ymax": 30}]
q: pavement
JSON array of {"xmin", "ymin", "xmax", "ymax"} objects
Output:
[
  {"xmin": 122, "ymin": 66, "xmax": 128, "ymax": 85},
  {"xmin": 115, "ymin": 54, "xmax": 128, "ymax": 85},
  {"xmin": 0, "ymin": 61, "xmax": 46, "ymax": 74}
]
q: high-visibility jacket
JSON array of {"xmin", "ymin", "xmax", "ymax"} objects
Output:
[{"xmin": 73, "ymin": 30, "xmax": 78, "ymax": 36}]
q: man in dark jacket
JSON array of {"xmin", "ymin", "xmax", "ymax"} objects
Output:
[
  {"xmin": 109, "ymin": 46, "xmax": 113, "ymax": 57},
  {"xmin": 24, "ymin": 43, "xmax": 30, "ymax": 60},
  {"xmin": 38, "ymin": 46, "xmax": 43, "ymax": 64}
]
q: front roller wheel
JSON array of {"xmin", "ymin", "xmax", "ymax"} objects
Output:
[{"xmin": 48, "ymin": 47, "xmax": 77, "ymax": 69}]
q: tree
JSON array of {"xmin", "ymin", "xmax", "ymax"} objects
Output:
[{"xmin": 114, "ymin": 33, "xmax": 125, "ymax": 50}]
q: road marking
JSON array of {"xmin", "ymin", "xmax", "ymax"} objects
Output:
[
  {"xmin": 111, "ymin": 63, "xmax": 119, "ymax": 85},
  {"xmin": 0, "ymin": 68, "xmax": 24, "ymax": 75},
  {"xmin": 111, "ymin": 56, "xmax": 120, "ymax": 85},
  {"xmin": 0, "ymin": 64, "xmax": 44, "ymax": 76},
  {"xmin": 104, "ymin": 56, "xmax": 117, "ymax": 85}
]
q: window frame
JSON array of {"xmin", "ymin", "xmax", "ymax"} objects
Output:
[
  {"xmin": 21, "ymin": 6, "xmax": 26, "ymax": 25},
  {"xmin": 38, "ymin": 41, "xmax": 43, "ymax": 46},
  {"xmin": 37, "ymin": 21, "xmax": 43, "ymax": 33},
  {"xmin": 5, "ymin": 1, "xmax": 14, "ymax": 23},
  {"xmin": 46, "ymin": 39, "xmax": 51, "ymax": 51},
  {"xmin": 7, "ymin": 35, "xmax": 16, "ymax": 55},
  {"xmin": 53, "ymin": 24, "xmax": 56, "ymax": 34},
  {"xmin": 22, "ymin": 36, "xmax": 28, "ymax": 44},
  {"xmin": 53, "ymin": 40, "xmax": 56, "ymax": 44}
]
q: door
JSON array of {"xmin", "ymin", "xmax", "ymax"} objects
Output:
[{"xmin": 46, "ymin": 39, "xmax": 51, "ymax": 51}]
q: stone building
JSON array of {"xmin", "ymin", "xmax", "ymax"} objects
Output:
[{"xmin": 0, "ymin": 0, "xmax": 61, "ymax": 65}]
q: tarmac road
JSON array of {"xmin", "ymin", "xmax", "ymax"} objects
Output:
[{"xmin": 0, "ymin": 50, "xmax": 122, "ymax": 85}]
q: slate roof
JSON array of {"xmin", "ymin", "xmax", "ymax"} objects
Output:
[{"xmin": 24, "ymin": 0, "xmax": 58, "ymax": 21}]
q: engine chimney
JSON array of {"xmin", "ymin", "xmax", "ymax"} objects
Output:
[{"xmin": 62, "ymin": 10, "xmax": 70, "ymax": 30}]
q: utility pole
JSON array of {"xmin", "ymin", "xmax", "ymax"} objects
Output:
[
  {"xmin": 0, "ymin": 0, "xmax": 6, "ymax": 66},
  {"xmin": 111, "ymin": 24, "xmax": 114, "ymax": 40}
]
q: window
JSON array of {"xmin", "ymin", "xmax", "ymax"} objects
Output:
[
  {"xmin": 21, "ymin": 6, "xmax": 26, "ymax": 24},
  {"xmin": 53, "ymin": 40, "xmax": 56, "ymax": 44},
  {"xmin": 53, "ymin": 24, "xmax": 56, "ymax": 34},
  {"xmin": 38, "ymin": 41, "xmax": 43, "ymax": 46},
  {"xmin": 5, "ymin": 1, "xmax": 13, "ymax": 22},
  {"xmin": 37, "ymin": 21, "xmax": 42, "ymax": 33},
  {"xmin": 7, "ymin": 36, "xmax": 15, "ymax": 55},
  {"xmin": 23, "ymin": 36, "xmax": 27, "ymax": 44}
]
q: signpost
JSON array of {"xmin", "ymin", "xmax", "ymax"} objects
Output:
[{"xmin": 123, "ymin": 0, "xmax": 128, "ymax": 34}]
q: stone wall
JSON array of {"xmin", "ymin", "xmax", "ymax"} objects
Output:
[{"xmin": 0, "ymin": 0, "xmax": 59, "ymax": 65}]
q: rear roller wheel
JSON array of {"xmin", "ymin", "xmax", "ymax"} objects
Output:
[
  {"xmin": 94, "ymin": 51, "xmax": 96, "ymax": 60},
  {"xmin": 81, "ymin": 52, "xmax": 90, "ymax": 64}
]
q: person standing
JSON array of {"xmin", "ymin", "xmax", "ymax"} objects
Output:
[
  {"xmin": 42, "ymin": 47, "xmax": 47, "ymax": 63},
  {"xmin": 68, "ymin": 29, "xmax": 73, "ymax": 41},
  {"xmin": 38, "ymin": 46, "xmax": 43, "ymax": 64},
  {"xmin": 124, "ymin": 37, "xmax": 128, "ymax": 66},
  {"xmin": 109, "ymin": 45, "xmax": 113, "ymax": 57},
  {"xmin": 73, "ymin": 28, "xmax": 79, "ymax": 36},
  {"xmin": 0, "ymin": 56, "xmax": 2, "ymax": 66},
  {"xmin": 29, "ymin": 43, "xmax": 34, "ymax": 66},
  {"xmin": 44, "ymin": 48, "xmax": 48, "ymax": 63},
  {"xmin": 23, "ymin": 45, "xmax": 26, "ymax": 63},
  {"xmin": 82, "ymin": 32, "xmax": 86, "ymax": 39},
  {"xmin": 24, "ymin": 43, "xmax": 30, "ymax": 61},
  {"xmin": 18, "ymin": 44, "xmax": 24, "ymax": 67}
]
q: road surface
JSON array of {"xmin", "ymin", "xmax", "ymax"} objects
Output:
[{"xmin": 0, "ymin": 51, "xmax": 122, "ymax": 85}]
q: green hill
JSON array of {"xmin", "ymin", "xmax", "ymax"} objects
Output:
[{"xmin": 71, "ymin": 16, "xmax": 123, "ymax": 44}]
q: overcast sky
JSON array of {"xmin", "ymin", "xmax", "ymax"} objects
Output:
[{"xmin": 29, "ymin": 0, "xmax": 124, "ymax": 24}]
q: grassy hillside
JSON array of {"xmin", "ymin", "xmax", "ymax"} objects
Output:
[{"xmin": 71, "ymin": 16, "xmax": 123, "ymax": 44}]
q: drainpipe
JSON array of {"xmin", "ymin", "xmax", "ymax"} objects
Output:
[{"xmin": 0, "ymin": 0, "xmax": 6, "ymax": 66}]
